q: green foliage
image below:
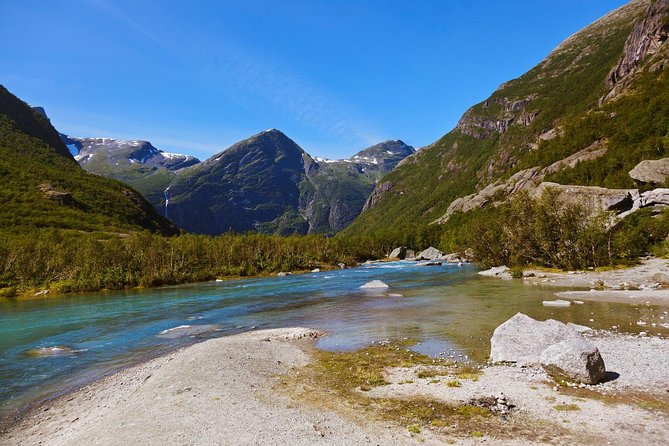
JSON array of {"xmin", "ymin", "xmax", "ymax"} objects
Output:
[
  {"xmin": 0, "ymin": 229, "xmax": 388, "ymax": 295},
  {"xmin": 439, "ymin": 189, "xmax": 669, "ymax": 269}
]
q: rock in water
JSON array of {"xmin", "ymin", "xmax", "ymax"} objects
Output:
[
  {"xmin": 478, "ymin": 266, "xmax": 512, "ymax": 280},
  {"xmin": 389, "ymin": 247, "xmax": 408, "ymax": 259},
  {"xmin": 360, "ymin": 280, "xmax": 389, "ymax": 289},
  {"xmin": 490, "ymin": 313, "xmax": 582, "ymax": 365},
  {"xmin": 542, "ymin": 299, "xmax": 572, "ymax": 307},
  {"xmin": 540, "ymin": 338, "xmax": 606, "ymax": 384},
  {"xmin": 417, "ymin": 246, "xmax": 444, "ymax": 260}
]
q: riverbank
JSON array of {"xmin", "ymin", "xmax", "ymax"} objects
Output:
[
  {"xmin": 3, "ymin": 327, "xmax": 667, "ymax": 445},
  {"xmin": 522, "ymin": 257, "xmax": 669, "ymax": 305},
  {"xmin": 0, "ymin": 328, "xmax": 414, "ymax": 446}
]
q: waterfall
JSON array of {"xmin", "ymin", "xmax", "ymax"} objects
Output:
[{"xmin": 164, "ymin": 186, "xmax": 171, "ymax": 218}]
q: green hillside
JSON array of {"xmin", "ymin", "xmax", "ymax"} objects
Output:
[
  {"xmin": 0, "ymin": 85, "xmax": 178, "ymax": 235},
  {"xmin": 345, "ymin": 0, "xmax": 664, "ymax": 237}
]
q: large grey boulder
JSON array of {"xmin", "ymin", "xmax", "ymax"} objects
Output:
[
  {"xmin": 540, "ymin": 338, "xmax": 606, "ymax": 384},
  {"xmin": 389, "ymin": 247, "xmax": 408, "ymax": 259},
  {"xmin": 629, "ymin": 158, "xmax": 669, "ymax": 184},
  {"xmin": 417, "ymin": 247, "xmax": 444, "ymax": 260},
  {"xmin": 490, "ymin": 313, "xmax": 582, "ymax": 365}
]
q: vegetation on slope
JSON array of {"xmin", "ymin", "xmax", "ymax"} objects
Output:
[
  {"xmin": 343, "ymin": 0, "xmax": 645, "ymax": 237},
  {"xmin": 0, "ymin": 85, "xmax": 178, "ymax": 235}
]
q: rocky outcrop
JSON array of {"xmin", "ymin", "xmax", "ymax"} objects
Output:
[
  {"xmin": 540, "ymin": 338, "xmax": 606, "ymax": 384},
  {"xmin": 363, "ymin": 181, "xmax": 393, "ymax": 212},
  {"xmin": 491, "ymin": 313, "xmax": 606, "ymax": 384},
  {"xmin": 360, "ymin": 280, "xmax": 389, "ymax": 289},
  {"xmin": 456, "ymin": 95, "xmax": 538, "ymax": 140},
  {"xmin": 389, "ymin": 247, "xmax": 408, "ymax": 259},
  {"xmin": 479, "ymin": 266, "xmax": 512, "ymax": 280},
  {"xmin": 629, "ymin": 157, "xmax": 669, "ymax": 183},
  {"xmin": 603, "ymin": 0, "xmax": 669, "ymax": 102},
  {"xmin": 434, "ymin": 142, "xmax": 608, "ymax": 223},
  {"xmin": 533, "ymin": 182, "xmax": 639, "ymax": 214},
  {"xmin": 490, "ymin": 313, "xmax": 584, "ymax": 365}
]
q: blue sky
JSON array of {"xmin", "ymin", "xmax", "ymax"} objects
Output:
[{"xmin": 1, "ymin": 0, "xmax": 628, "ymax": 160}]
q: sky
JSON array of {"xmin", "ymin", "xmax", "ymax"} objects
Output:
[{"xmin": 1, "ymin": 0, "xmax": 629, "ymax": 161}]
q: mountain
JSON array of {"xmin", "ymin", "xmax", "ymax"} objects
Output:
[
  {"xmin": 58, "ymin": 134, "xmax": 199, "ymax": 206},
  {"xmin": 345, "ymin": 0, "xmax": 669, "ymax": 236},
  {"xmin": 0, "ymin": 85, "xmax": 178, "ymax": 235},
  {"xmin": 164, "ymin": 130, "xmax": 414, "ymax": 235},
  {"xmin": 58, "ymin": 122, "xmax": 414, "ymax": 235},
  {"xmin": 304, "ymin": 140, "xmax": 415, "ymax": 233}
]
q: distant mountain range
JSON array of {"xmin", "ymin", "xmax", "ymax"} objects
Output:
[{"xmin": 55, "ymin": 125, "xmax": 413, "ymax": 235}]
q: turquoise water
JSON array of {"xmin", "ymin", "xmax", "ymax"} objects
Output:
[{"xmin": 1, "ymin": 261, "xmax": 667, "ymax": 419}]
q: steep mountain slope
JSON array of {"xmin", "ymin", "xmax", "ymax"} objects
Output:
[
  {"xmin": 0, "ymin": 85, "xmax": 178, "ymax": 235},
  {"xmin": 346, "ymin": 0, "xmax": 668, "ymax": 236},
  {"xmin": 304, "ymin": 140, "xmax": 414, "ymax": 233},
  {"xmin": 59, "ymin": 135, "xmax": 199, "ymax": 206},
  {"xmin": 164, "ymin": 130, "xmax": 414, "ymax": 235}
]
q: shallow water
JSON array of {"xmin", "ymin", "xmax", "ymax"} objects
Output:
[{"xmin": 1, "ymin": 261, "xmax": 667, "ymax": 417}]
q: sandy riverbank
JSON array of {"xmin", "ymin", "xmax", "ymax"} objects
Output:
[
  {"xmin": 2, "ymin": 326, "xmax": 668, "ymax": 445},
  {"xmin": 1, "ymin": 328, "xmax": 418, "ymax": 446},
  {"xmin": 524, "ymin": 257, "xmax": 669, "ymax": 289}
]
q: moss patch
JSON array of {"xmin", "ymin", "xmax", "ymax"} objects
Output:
[{"xmin": 281, "ymin": 341, "xmax": 577, "ymax": 443}]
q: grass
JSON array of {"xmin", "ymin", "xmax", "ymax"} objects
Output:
[
  {"xmin": 280, "ymin": 341, "xmax": 576, "ymax": 443},
  {"xmin": 446, "ymin": 380, "xmax": 462, "ymax": 388},
  {"xmin": 553, "ymin": 404, "xmax": 581, "ymax": 411}
]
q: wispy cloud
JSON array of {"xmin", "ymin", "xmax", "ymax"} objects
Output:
[
  {"xmin": 197, "ymin": 40, "xmax": 383, "ymax": 149},
  {"xmin": 81, "ymin": 0, "xmax": 383, "ymax": 152}
]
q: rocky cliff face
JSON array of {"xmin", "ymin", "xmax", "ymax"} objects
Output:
[
  {"xmin": 603, "ymin": 0, "xmax": 669, "ymax": 101},
  {"xmin": 346, "ymin": 0, "xmax": 669, "ymax": 236},
  {"xmin": 305, "ymin": 140, "xmax": 414, "ymax": 233}
]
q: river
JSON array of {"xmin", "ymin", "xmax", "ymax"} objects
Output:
[{"xmin": 1, "ymin": 261, "xmax": 666, "ymax": 420}]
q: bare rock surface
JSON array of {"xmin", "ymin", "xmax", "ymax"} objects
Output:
[
  {"xmin": 479, "ymin": 265, "xmax": 512, "ymax": 280},
  {"xmin": 540, "ymin": 338, "xmax": 606, "ymax": 384},
  {"xmin": 629, "ymin": 158, "xmax": 669, "ymax": 183},
  {"xmin": 490, "ymin": 313, "xmax": 583, "ymax": 365}
]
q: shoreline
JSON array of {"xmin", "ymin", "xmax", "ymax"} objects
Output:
[
  {"xmin": 0, "ymin": 328, "xmax": 416, "ymax": 446},
  {"xmin": 2, "ymin": 327, "xmax": 668, "ymax": 445}
]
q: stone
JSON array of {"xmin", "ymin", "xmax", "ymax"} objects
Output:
[
  {"xmin": 490, "ymin": 313, "xmax": 582, "ymax": 365},
  {"xmin": 388, "ymin": 247, "xmax": 408, "ymax": 259},
  {"xmin": 311, "ymin": 268, "xmax": 320, "ymax": 273},
  {"xmin": 417, "ymin": 247, "xmax": 444, "ymax": 260},
  {"xmin": 542, "ymin": 299, "xmax": 572, "ymax": 307},
  {"xmin": 540, "ymin": 338, "xmax": 606, "ymax": 384},
  {"xmin": 478, "ymin": 266, "xmax": 512, "ymax": 280},
  {"xmin": 629, "ymin": 158, "xmax": 669, "ymax": 184},
  {"xmin": 360, "ymin": 280, "xmax": 389, "ymax": 289},
  {"xmin": 652, "ymin": 272, "xmax": 669, "ymax": 285},
  {"xmin": 405, "ymin": 250, "xmax": 417, "ymax": 260}
]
